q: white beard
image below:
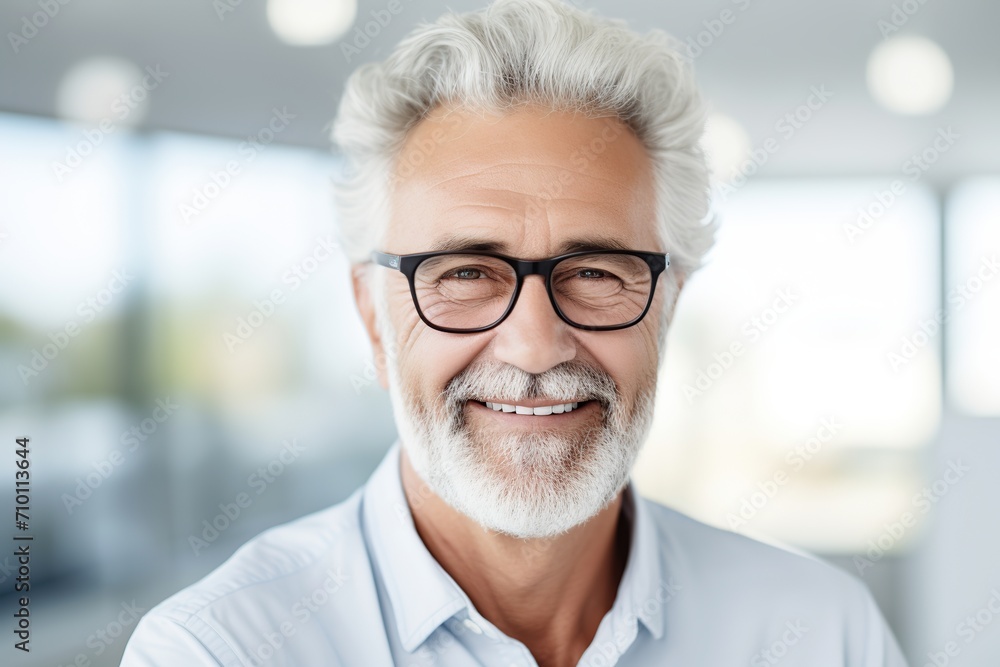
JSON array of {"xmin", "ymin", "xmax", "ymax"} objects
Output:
[{"xmin": 385, "ymin": 348, "xmax": 657, "ymax": 539}]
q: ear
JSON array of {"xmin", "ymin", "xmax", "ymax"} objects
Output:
[
  {"xmin": 662, "ymin": 273, "xmax": 686, "ymax": 326},
  {"xmin": 351, "ymin": 264, "xmax": 390, "ymax": 390}
]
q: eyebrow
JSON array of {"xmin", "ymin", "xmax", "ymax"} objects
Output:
[{"xmin": 430, "ymin": 233, "xmax": 637, "ymax": 255}]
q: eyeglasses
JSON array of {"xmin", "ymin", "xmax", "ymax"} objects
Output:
[{"xmin": 370, "ymin": 248, "xmax": 669, "ymax": 333}]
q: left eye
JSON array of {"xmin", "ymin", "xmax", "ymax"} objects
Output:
[
  {"xmin": 449, "ymin": 268, "xmax": 483, "ymax": 280},
  {"xmin": 577, "ymin": 269, "xmax": 608, "ymax": 279}
]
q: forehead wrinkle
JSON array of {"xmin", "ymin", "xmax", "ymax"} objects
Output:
[
  {"xmin": 442, "ymin": 202, "xmax": 519, "ymax": 214},
  {"xmin": 437, "ymin": 201, "xmax": 626, "ymax": 233},
  {"xmin": 413, "ymin": 175, "xmax": 633, "ymax": 216},
  {"xmin": 410, "ymin": 159, "xmax": 633, "ymax": 196}
]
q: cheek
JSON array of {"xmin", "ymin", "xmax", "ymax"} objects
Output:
[
  {"xmin": 581, "ymin": 329, "xmax": 659, "ymax": 397},
  {"xmin": 419, "ymin": 336, "xmax": 479, "ymax": 379},
  {"xmin": 404, "ymin": 335, "xmax": 490, "ymax": 408},
  {"xmin": 390, "ymin": 307, "xmax": 492, "ymax": 400}
]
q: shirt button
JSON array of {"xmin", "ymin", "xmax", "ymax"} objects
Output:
[{"xmin": 462, "ymin": 618, "xmax": 484, "ymax": 634}]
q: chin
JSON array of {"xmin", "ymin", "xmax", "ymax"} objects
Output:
[{"xmin": 414, "ymin": 426, "xmax": 640, "ymax": 539}]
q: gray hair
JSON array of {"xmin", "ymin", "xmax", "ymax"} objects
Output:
[{"xmin": 330, "ymin": 0, "xmax": 716, "ymax": 333}]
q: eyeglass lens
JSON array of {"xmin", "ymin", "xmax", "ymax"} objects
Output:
[{"xmin": 412, "ymin": 253, "xmax": 653, "ymax": 330}]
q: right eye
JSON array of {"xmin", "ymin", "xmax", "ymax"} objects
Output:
[{"xmin": 446, "ymin": 267, "xmax": 484, "ymax": 280}]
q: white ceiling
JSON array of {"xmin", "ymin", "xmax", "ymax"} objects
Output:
[{"xmin": 2, "ymin": 0, "xmax": 997, "ymax": 184}]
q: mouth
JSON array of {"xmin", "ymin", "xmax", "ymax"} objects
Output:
[{"xmin": 467, "ymin": 399, "xmax": 595, "ymax": 416}]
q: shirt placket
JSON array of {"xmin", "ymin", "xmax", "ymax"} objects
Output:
[{"xmin": 447, "ymin": 612, "xmax": 539, "ymax": 667}]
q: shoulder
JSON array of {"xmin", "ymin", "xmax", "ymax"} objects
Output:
[
  {"xmin": 123, "ymin": 488, "xmax": 377, "ymax": 666},
  {"xmin": 639, "ymin": 497, "xmax": 909, "ymax": 665},
  {"xmin": 642, "ymin": 497, "xmax": 875, "ymax": 612}
]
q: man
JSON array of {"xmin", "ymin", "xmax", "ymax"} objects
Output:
[{"xmin": 121, "ymin": 0, "xmax": 910, "ymax": 665}]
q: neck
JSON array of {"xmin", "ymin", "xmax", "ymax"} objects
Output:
[{"xmin": 399, "ymin": 445, "xmax": 631, "ymax": 667}]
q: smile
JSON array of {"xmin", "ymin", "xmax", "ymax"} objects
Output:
[{"xmin": 470, "ymin": 400, "xmax": 591, "ymax": 416}]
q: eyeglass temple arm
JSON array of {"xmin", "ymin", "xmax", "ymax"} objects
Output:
[{"xmin": 371, "ymin": 250, "xmax": 402, "ymax": 270}]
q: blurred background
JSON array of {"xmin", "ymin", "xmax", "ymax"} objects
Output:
[{"xmin": 1, "ymin": 0, "xmax": 998, "ymax": 665}]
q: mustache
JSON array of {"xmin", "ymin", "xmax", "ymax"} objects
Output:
[{"xmin": 442, "ymin": 359, "xmax": 619, "ymax": 410}]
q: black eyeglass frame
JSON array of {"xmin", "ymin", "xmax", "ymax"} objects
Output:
[{"xmin": 370, "ymin": 249, "xmax": 669, "ymax": 333}]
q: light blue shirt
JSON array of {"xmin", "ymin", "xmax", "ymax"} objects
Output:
[{"xmin": 120, "ymin": 441, "xmax": 909, "ymax": 666}]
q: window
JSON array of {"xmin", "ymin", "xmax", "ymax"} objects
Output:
[
  {"xmin": 635, "ymin": 180, "xmax": 940, "ymax": 553},
  {"xmin": 945, "ymin": 178, "xmax": 1000, "ymax": 416}
]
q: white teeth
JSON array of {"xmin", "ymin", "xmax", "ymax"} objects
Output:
[{"xmin": 481, "ymin": 401, "xmax": 583, "ymax": 415}]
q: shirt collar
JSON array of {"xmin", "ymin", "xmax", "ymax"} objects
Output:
[
  {"xmin": 613, "ymin": 481, "xmax": 667, "ymax": 641},
  {"xmin": 362, "ymin": 440, "xmax": 666, "ymax": 652},
  {"xmin": 362, "ymin": 440, "xmax": 468, "ymax": 651}
]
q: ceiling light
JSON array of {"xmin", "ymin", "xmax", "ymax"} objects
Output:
[
  {"xmin": 56, "ymin": 57, "xmax": 147, "ymax": 125},
  {"xmin": 267, "ymin": 0, "xmax": 357, "ymax": 47},
  {"xmin": 702, "ymin": 112, "xmax": 752, "ymax": 182},
  {"xmin": 867, "ymin": 36, "xmax": 953, "ymax": 115}
]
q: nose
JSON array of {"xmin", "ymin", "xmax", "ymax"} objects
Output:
[{"xmin": 492, "ymin": 275, "xmax": 576, "ymax": 374}]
